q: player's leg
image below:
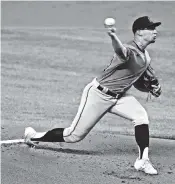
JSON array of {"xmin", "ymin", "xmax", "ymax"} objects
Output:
[
  {"xmin": 63, "ymin": 84, "xmax": 117, "ymax": 143},
  {"xmin": 25, "ymin": 82, "xmax": 96, "ymax": 143},
  {"xmin": 109, "ymin": 94, "xmax": 157, "ymax": 174},
  {"xmin": 25, "ymin": 80, "xmax": 117, "ymax": 144}
]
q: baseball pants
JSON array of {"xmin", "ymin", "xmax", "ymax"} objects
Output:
[{"xmin": 63, "ymin": 78, "xmax": 149, "ymax": 143}]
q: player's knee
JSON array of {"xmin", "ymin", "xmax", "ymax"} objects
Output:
[
  {"xmin": 70, "ymin": 134, "xmax": 85, "ymax": 143},
  {"xmin": 132, "ymin": 107, "xmax": 149, "ymax": 126},
  {"xmin": 132, "ymin": 114, "xmax": 149, "ymax": 126},
  {"xmin": 133, "ymin": 120, "xmax": 149, "ymax": 126},
  {"xmin": 63, "ymin": 127, "xmax": 89, "ymax": 143},
  {"xmin": 133, "ymin": 115, "xmax": 149, "ymax": 126},
  {"xmin": 64, "ymin": 133, "xmax": 86, "ymax": 143}
]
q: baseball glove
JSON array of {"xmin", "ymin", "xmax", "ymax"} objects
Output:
[{"xmin": 133, "ymin": 65, "xmax": 162, "ymax": 97}]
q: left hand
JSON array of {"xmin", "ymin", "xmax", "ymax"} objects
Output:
[{"xmin": 150, "ymin": 84, "xmax": 162, "ymax": 97}]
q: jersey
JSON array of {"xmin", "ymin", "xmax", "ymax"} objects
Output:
[{"xmin": 96, "ymin": 41, "xmax": 151, "ymax": 93}]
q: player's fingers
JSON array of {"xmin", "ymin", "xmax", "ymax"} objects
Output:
[
  {"xmin": 107, "ymin": 27, "xmax": 116, "ymax": 32},
  {"xmin": 151, "ymin": 84, "xmax": 160, "ymax": 88},
  {"xmin": 151, "ymin": 84, "xmax": 161, "ymax": 90},
  {"xmin": 107, "ymin": 27, "xmax": 116, "ymax": 36}
]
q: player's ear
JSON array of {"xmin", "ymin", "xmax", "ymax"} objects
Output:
[{"xmin": 137, "ymin": 30, "xmax": 143, "ymax": 36}]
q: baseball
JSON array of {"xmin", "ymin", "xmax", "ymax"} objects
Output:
[{"xmin": 104, "ymin": 18, "xmax": 116, "ymax": 27}]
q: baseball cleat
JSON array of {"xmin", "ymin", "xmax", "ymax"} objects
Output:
[
  {"xmin": 24, "ymin": 127, "xmax": 38, "ymax": 148},
  {"xmin": 134, "ymin": 158, "xmax": 158, "ymax": 175}
]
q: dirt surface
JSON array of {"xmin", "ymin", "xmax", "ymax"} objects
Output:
[
  {"xmin": 1, "ymin": 1, "xmax": 175, "ymax": 184},
  {"xmin": 1, "ymin": 133, "xmax": 175, "ymax": 184}
]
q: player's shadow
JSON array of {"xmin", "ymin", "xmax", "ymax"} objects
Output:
[
  {"xmin": 34, "ymin": 145, "xmax": 102, "ymax": 156},
  {"xmin": 32, "ymin": 143, "xmax": 138, "ymax": 156}
]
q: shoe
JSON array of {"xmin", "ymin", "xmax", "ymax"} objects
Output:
[
  {"xmin": 24, "ymin": 127, "xmax": 38, "ymax": 147},
  {"xmin": 134, "ymin": 158, "xmax": 158, "ymax": 175}
]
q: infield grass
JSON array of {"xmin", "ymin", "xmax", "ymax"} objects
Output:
[{"xmin": 1, "ymin": 1, "xmax": 175, "ymax": 140}]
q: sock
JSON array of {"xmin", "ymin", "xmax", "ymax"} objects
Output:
[
  {"xmin": 135, "ymin": 124, "xmax": 149, "ymax": 159},
  {"xmin": 31, "ymin": 128, "xmax": 65, "ymax": 142}
]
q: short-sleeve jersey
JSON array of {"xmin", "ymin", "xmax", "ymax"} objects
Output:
[{"xmin": 97, "ymin": 41, "xmax": 151, "ymax": 93}]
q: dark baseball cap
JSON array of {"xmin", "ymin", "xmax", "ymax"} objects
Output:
[{"xmin": 132, "ymin": 16, "xmax": 161, "ymax": 33}]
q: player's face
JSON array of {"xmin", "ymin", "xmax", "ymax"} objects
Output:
[{"xmin": 141, "ymin": 27, "xmax": 158, "ymax": 43}]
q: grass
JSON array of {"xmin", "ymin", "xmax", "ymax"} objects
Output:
[
  {"xmin": 1, "ymin": 26, "xmax": 175, "ymax": 140},
  {"xmin": 1, "ymin": 1, "xmax": 175, "ymax": 140}
]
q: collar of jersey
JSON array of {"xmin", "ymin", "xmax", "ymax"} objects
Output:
[{"xmin": 133, "ymin": 41, "xmax": 145, "ymax": 53}]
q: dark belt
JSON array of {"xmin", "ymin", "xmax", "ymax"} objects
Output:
[{"xmin": 97, "ymin": 85, "xmax": 123, "ymax": 99}]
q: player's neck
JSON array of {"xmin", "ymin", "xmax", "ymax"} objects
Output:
[{"xmin": 134, "ymin": 37, "xmax": 149, "ymax": 52}]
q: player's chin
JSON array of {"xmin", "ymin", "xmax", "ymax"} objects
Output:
[
  {"xmin": 150, "ymin": 39, "xmax": 156, "ymax": 43},
  {"xmin": 152, "ymin": 37, "xmax": 157, "ymax": 43}
]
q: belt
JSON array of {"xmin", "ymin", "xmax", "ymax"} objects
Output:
[{"xmin": 97, "ymin": 85, "xmax": 122, "ymax": 99}]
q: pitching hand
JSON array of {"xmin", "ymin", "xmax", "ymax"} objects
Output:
[{"xmin": 107, "ymin": 27, "xmax": 117, "ymax": 37}]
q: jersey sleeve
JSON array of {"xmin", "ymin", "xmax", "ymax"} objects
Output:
[{"xmin": 115, "ymin": 47, "xmax": 132, "ymax": 62}]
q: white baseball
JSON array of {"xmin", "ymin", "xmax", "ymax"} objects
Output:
[{"xmin": 104, "ymin": 18, "xmax": 116, "ymax": 27}]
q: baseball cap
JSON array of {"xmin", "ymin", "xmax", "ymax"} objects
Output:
[{"xmin": 132, "ymin": 16, "xmax": 161, "ymax": 33}]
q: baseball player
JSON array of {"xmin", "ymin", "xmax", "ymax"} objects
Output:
[{"xmin": 24, "ymin": 16, "xmax": 162, "ymax": 175}]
